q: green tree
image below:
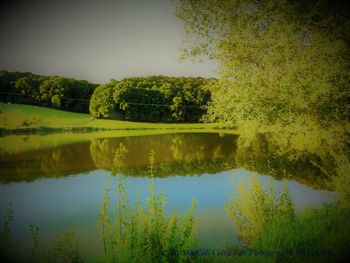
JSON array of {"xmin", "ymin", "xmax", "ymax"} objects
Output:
[
  {"xmin": 14, "ymin": 76, "xmax": 40, "ymax": 104},
  {"xmin": 89, "ymin": 82, "xmax": 119, "ymax": 119},
  {"xmin": 0, "ymin": 71, "xmax": 39, "ymax": 103},
  {"xmin": 38, "ymin": 77, "xmax": 67, "ymax": 108},
  {"xmin": 15, "ymin": 76, "xmax": 39, "ymax": 96},
  {"xmin": 175, "ymin": 0, "xmax": 350, "ymax": 126}
]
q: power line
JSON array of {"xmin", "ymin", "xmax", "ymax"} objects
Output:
[
  {"xmin": 123, "ymin": 102, "xmax": 202, "ymax": 108},
  {"xmin": 0, "ymin": 91, "xmax": 206, "ymax": 108},
  {"xmin": 0, "ymin": 91, "xmax": 90, "ymax": 102}
]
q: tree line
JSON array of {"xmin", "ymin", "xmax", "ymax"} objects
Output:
[
  {"xmin": 0, "ymin": 71, "xmax": 213, "ymax": 122},
  {"xmin": 0, "ymin": 71, "xmax": 97, "ymax": 113},
  {"xmin": 89, "ymin": 76, "xmax": 212, "ymax": 122}
]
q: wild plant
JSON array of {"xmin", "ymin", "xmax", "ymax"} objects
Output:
[
  {"xmin": 0, "ymin": 202, "xmax": 14, "ymax": 258},
  {"xmin": 99, "ymin": 147, "xmax": 197, "ymax": 262},
  {"xmin": 41, "ymin": 230, "xmax": 82, "ymax": 263},
  {"xmin": 29, "ymin": 224, "xmax": 40, "ymax": 259},
  {"xmin": 226, "ymin": 175, "xmax": 294, "ymax": 245}
]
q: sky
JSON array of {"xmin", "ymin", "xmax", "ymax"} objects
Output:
[{"xmin": 0, "ymin": 0, "xmax": 218, "ymax": 84}]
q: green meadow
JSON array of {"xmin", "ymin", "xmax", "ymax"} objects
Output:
[{"xmin": 0, "ymin": 103, "xmax": 220, "ymax": 132}]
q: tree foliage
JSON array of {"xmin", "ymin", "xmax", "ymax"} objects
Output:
[
  {"xmin": 175, "ymin": 0, "xmax": 350, "ymax": 126},
  {"xmin": 0, "ymin": 71, "xmax": 98, "ymax": 113},
  {"xmin": 89, "ymin": 81, "xmax": 119, "ymax": 119},
  {"xmin": 90, "ymin": 76, "xmax": 212, "ymax": 122}
]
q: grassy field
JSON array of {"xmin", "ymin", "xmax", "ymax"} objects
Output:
[{"xmin": 0, "ymin": 103, "xmax": 222, "ymax": 132}]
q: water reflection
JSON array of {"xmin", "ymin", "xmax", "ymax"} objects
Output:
[
  {"xmin": 0, "ymin": 141, "xmax": 94, "ymax": 181},
  {"xmin": 0, "ymin": 132, "xmax": 337, "ymax": 189},
  {"xmin": 90, "ymin": 133, "xmax": 237, "ymax": 177},
  {"xmin": 235, "ymin": 132, "xmax": 335, "ymax": 190},
  {"xmin": 0, "ymin": 133, "xmax": 237, "ymax": 182}
]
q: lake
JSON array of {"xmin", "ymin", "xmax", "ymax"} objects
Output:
[{"xmin": 0, "ymin": 132, "xmax": 336, "ymax": 261}]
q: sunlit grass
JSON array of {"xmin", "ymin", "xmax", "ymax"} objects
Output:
[{"xmin": 0, "ymin": 103, "xmax": 221, "ymax": 131}]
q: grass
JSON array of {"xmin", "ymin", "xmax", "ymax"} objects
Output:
[
  {"xmin": 251, "ymin": 204, "xmax": 350, "ymax": 263},
  {"xmin": 226, "ymin": 167, "xmax": 350, "ymax": 263},
  {"xmin": 0, "ymin": 103, "xmax": 223, "ymax": 132}
]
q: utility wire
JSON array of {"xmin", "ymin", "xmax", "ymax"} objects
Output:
[
  {"xmin": 0, "ymin": 91, "xmax": 90, "ymax": 102},
  {"xmin": 0, "ymin": 91, "xmax": 205, "ymax": 108}
]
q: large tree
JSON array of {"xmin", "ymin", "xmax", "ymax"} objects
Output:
[{"xmin": 175, "ymin": 0, "xmax": 350, "ymax": 126}]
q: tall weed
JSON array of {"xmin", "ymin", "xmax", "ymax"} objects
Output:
[
  {"xmin": 226, "ymin": 175, "xmax": 294, "ymax": 245},
  {"xmin": 99, "ymin": 148, "xmax": 197, "ymax": 262}
]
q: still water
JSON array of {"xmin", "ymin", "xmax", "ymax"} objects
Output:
[{"xmin": 0, "ymin": 132, "xmax": 335, "ymax": 260}]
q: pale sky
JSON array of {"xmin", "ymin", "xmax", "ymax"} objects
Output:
[{"xmin": 0, "ymin": 0, "xmax": 219, "ymax": 84}]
